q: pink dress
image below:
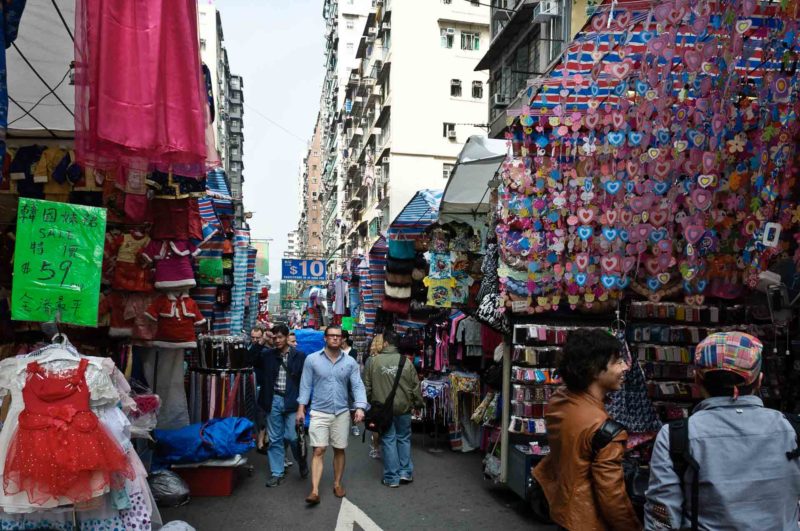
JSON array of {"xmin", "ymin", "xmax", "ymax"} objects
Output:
[
  {"xmin": 74, "ymin": 0, "xmax": 212, "ymax": 176},
  {"xmin": 141, "ymin": 240, "xmax": 199, "ymax": 290}
]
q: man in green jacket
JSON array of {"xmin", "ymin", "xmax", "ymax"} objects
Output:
[{"xmin": 364, "ymin": 329, "xmax": 424, "ymax": 488}]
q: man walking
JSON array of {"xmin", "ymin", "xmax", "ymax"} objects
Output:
[
  {"xmin": 533, "ymin": 328, "xmax": 640, "ymax": 530},
  {"xmin": 248, "ymin": 324, "xmax": 269, "ymax": 452},
  {"xmin": 364, "ymin": 330, "xmax": 423, "ymax": 487},
  {"xmin": 260, "ymin": 324, "xmax": 308, "ymax": 486},
  {"xmin": 645, "ymin": 332, "xmax": 800, "ymax": 530},
  {"xmin": 296, "ymin": 325, "xmax": 367, "ymax": 505}
]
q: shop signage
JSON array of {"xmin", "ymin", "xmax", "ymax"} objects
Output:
[
  {"xmin": 341, "ymin": 316, "xmax": 354, "ymax": 331},
  {"xmin": 282, "ymin": 259, "xmax": 326, "ymax": 281},
  {"xmin": 11, "ymin": 198, "xmax": 107, "ymax": 327}
]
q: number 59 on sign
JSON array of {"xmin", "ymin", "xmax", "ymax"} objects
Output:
[{"xmin": 282, "ymin": 259, "xmax": 326, "ymax": 281}]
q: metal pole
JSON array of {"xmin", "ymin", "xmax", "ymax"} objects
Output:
[{"xmin": 500, "ymin": 341, "xmax": 510, "ymax": 483}]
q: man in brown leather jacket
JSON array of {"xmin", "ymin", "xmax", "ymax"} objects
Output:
[{"xmin": 533, "ymin": 329, "xmax": 641, "ymax": 531}]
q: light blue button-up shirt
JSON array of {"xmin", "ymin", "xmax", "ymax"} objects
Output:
[{"xmin": 297, "ymin": 348, "xmax": 368, "ymax": 415}]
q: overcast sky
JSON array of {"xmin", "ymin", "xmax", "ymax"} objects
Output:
[{"xmin": 216, "ymin": 0, "xmax": 325, "ymax": 284}]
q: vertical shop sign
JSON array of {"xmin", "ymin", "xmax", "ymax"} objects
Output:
[
  {"xmin": 253, "ymin": 240, "xmax": 270, "ymax": 276},
  {"xmin": 11, "ymin": 198, "xmax": 107, "ymax": 327}
]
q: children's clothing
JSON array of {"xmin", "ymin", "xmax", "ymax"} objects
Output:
[
  {"xmin": 145, "ymin": 292, "xmax": 206, "ymax": 348},
  {"xmin": 141, "ymin": 240, "xmax": 198, "ymax": 290}
]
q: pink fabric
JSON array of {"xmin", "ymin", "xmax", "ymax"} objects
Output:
[
  {"xmin": 74, "ymin": 0, "xmax": 215, "ymax": 176},
  {"xmin": 141, "ymin": 240, "xmax": 198, "ymax": 290}
]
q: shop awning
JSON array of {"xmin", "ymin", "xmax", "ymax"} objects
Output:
[
  {"xmin": 8, "ymin": 0, "xmax": 76, "ymax": 139},
  {"xmin": 207, "ymin": 168, "xmax": 233, "ymax": 215},
  {"xmin": 387, "ymin": 189, "xmax": 442, "ymax": 239},
  {"xmin": 440, "ymin": 135, "xmax": 508, "ymax": 217}
]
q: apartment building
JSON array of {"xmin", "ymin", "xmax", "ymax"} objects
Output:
[
  {"xmin": 297, "ymin": 115, "xmax": 325, "ymax": 258},
  {"xmin": 197, "ymin": 1, "xmax": 246, "ymax": 224},
  {"xmin": 326, "ymin": 0, "xmax": 490, "ymax": 264},
  {"xmin": 475, "ymin": 0, "xmax": 589, "ymax": 138}
]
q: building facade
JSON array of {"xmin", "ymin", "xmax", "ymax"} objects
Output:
[
  {"xmin": 475, "ymin": 0, "xmax": 589, "ymax": 138},
  {"xmin": 297, "ymin": 115, "xmax": 325, "ymax": 258},
  {"xmin": 197, "ymin": 1, "xmax": 246, "ymax": 224},
  {"xmin": 320, "ymin": 0, "xmax": 490, "ymax": 267}
]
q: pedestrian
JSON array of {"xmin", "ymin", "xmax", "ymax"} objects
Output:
[
  {"xmin": 296, "ymin": 325, "xmax": 367, "ymax": 505},
  {"xmin": 341, "ymin": 330, "xmax": 358, "ymax": 363},
  {"xmin": 363, "ymin": 329, "xmax": 423, "ymax": 487},
  {"xmin": 288, "ymin": 331, "xmax": 299, "ymax": 351},
  {"xmin": 532, "ymin": 329, "xmax": 640, "ymax": 531},
  {"xmin": 260, "ymin": 324, "xmax": 308, "ymax": 487},
  {"xmin": 366, "ymin": 333, "xmax": 383, "ymax": 460},
  {"xmin": 645, "ymin": 332, "xmax": 800, "ymax": 530},
  {"xmin": 248, "ymin": 324, "xmax": 269, "ymax": 452}
]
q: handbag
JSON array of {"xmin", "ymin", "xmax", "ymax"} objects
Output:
[
  {"xmin": 364, "ymin": 356, "xmax": 406, "ymax": 434},
  {"xmin": 475, "ymin": 292, "xmax": 511, "ymax": 335}
]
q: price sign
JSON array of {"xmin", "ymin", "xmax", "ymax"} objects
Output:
[
  {"xmin": 11, "ymin": 198, "xmax": 107, "ymax": 327},
  {"xmin": 282, "ymin": 259, "xmax": 327, "ymax": 281}
]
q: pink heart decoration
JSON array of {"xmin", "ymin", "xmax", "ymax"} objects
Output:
[
  {"xmin": 575, "ymin": 253, "xmax": 589, "ymax": 271},
  {"xmin": 650, "ymin": 209, "xmax": 669, "ymax": 227},
  {"xmin": 630, "ymin": 197, "xmax": 646, "ymax": 213},
  {"xmin": 622, "ymin": 257, "xmax": 636, "ymax": 273},
  {"xmin": 684, "ymin": 50, "xmax": 702, "ymax": 72},
  {"xmin": 657, "ymin": 240, "xmax": 672, "ymax": 253},
  {"xmin": 743, "ymin": 0, "xmax": 756, "ymax": 16},
  {"xmin": 591, "ymin": 13, "xmax": 608, "ymax": 32},
  {"xmin": 577, "ymin": 207, "xmax": 594, "ymax": 224},
  {"xmin": 585, "ymin": 113, "xmax": 600, "ymax": 129},
  {"xmin": 702, "ymin": 152, "xmax": 716, "ymax": 172},
  {"xmin": 605, "ymin": 209, "xmax": 618, "ymax": 224},
  {"xmin": 691, "ymin": 189, "xmax": 713, "ymax": 211},
  {"xmin": 620, "ymin": 209, "xmax": 633, "ymax": 225},
  {"xmin": 601, "ymin": 256, "xmax": 620, "ymax": 272},
  {"xmin": 654, "ymin": 161, "xmax": 671, "ymax": 178},
  {"xmin": 636, "ymin": 241, "xmax": 648, "ymax": 253},
  {"xmin": 608, "ymin": 61, "xmax": 632, "ymax": 80},
  {"xmin": 612, "ymin": 112, "xmax": 625, "ymax": 129},
  {"xmin": 645, "ymin": 256, "xmax": 661, "ymax": 276},
  {"xmin": 684, "ymin": 225, "xmax": 705, "ymax": 244},
  {"xmin": 692, "ymin": 15, "xmax": 709, "ymax": 34},
  {"xmin": 627, "ymin": 160, "xmax": 640, "ymax": 176},
  {"xmin": 657, "ymin": 254, "xmax": 672, "ymax": 270},
  {"xmin": 615, "ymin": 11, "xmax": 631, "ymax": 28},
  {"xmin": 648, "ymin": 35, "xmax": 668, "ymax": 55},
  {"xmin": 654, "ymin": 3, "xmax": 672, "ymax": 22},
  {"xmin": 667, "ymin": 7, "xmax": 686, "ymax": 25}
]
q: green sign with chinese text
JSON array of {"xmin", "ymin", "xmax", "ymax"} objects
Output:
[{"xmin": 11, "ymin": 198, "xmax": 107, "ymax": 327}]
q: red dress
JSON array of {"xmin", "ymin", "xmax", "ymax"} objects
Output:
[{"xmin": 3, "ymin": 358, "xmax": 134, "ymax": 505}]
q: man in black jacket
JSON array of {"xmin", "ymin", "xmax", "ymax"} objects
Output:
[
  {"xmin": 248, "ymin": 324, "xmax": 269, "ymax": 451},
  {"xmin": 259, "ymin": 324, "xmax": 308, "ymax": 486}
]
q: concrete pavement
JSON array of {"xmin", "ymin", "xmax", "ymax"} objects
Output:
[{"xmin": 160, "ymin": 431, "xmax": 553, "ymax": 530}]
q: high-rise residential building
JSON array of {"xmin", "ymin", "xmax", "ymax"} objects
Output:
[
  {"xmin": 297, "ymin": 115, "xmax": 325, "ymax": 258},
  {"xmin": 319, "ymin": 0, "xmax": 372, "ymax": 267},
  {"xmin": 197, "ymin": 1, "xmax": 246, "ymax": 224},
  {"xmin": 287, "ymin": 231, "xmax": 298, "ymax": 256},
  {"xmin": 475, "ymin": 0, "xmax": 590, "ymax": 138},
  {"xmin": 328, "ymin": 0, "xmax": 490, "ymax": 262}
]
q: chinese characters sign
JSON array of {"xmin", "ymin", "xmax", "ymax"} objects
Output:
[{"xmin": 11, "ymin": 198, "xmax": 107, "ymax": 327}]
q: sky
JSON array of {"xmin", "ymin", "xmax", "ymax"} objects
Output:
[{"xmin": 216, "ymin": 0, "xmax": 325, "ymax": 286}]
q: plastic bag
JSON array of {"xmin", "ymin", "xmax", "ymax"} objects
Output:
[{"xmin": 149, "ymin": 470, "xmax": 190, "ymax": 507}]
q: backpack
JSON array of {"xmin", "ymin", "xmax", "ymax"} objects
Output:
[
  {"xmin": 363, "ymin": 356, "xmax": 406, "ymax": 435},
  {"xmin": 668, "ymin": 412, "xmax": 800, "ymax": 531}
]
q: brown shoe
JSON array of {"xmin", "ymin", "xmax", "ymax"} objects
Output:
[
  {"xmin": 305, "ymin": 493, "xmax": 320, "ymax": 505},
  {"xmin": 333, "ymin": 485, "xmax": 346, "ymax": 498}
]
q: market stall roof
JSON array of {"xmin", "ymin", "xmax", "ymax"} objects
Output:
[
  {"xmin": 440, "ymin": 135, "xmax": 508, "ymax": 217},
  {"xmin": 387, "ymin": 189, "xmax": 443, "ymax": 239},
  {"xmin": 8, "ymin": 0, "xmax": 76, "ymax": 139}
]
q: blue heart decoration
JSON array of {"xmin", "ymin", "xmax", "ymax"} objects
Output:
[
  {"xmin": 635, "ymin": 80, "xmax": 649, "ymax": 95},
  {"xmin": 575, "ymin": 272, "xmax": 588, "ymax": 287},
  {"xmin": 628, "ymin": 131, "xmax": 643, "ymax": 146},
  {"xmin": 590, "ymin": 82, "xmax": 600, "ymax": 96},
  {"xmin": 550, "ymin": 169, "xmax": 561, "ymax": 180},
  {"xmin": 601, "ymin": 275, "xmax": 617, "ymax": 289},
  {"xmin": 647, "ymin": 277, "xmax": 661, "ymax": 291},
  {"xmin": 613, "ymin": 81, "xmax": 627, "ymax": 97},
  {"xmin": 584, "ymin": 180, "xmax": 594, "ymax": 192},
  {"xmin": 696, "ymin": 279, "xmax": 708, "ymax": 292},
  {"xmin": 640, "ymin": 30, "xmax": 654, "ymax": 43},
  {"xmin": 653, "ymin": 180, "xmax": 670, "ymax": 195},
  {"xmin": 535, "ymin": 135, "xmax": 549, "ymax": 148},
  {"xmin": 577, "ymin": 226, "xmax": 593, "ymax": 240},
  {"xmin": 650, "ymin": 228, "xmax": 668, "ymax": 243},
  {"xmin": 618, "ymin": 229, "xmax": 630, "ymax": 242},
  {"xmin": 683, "ymin": 280, "xmax": 693, "ymax": 293},
  {"xmin": 616, "ymin": 276, "xmax": 631, "ymax": 289},
  {"xmin": 547, "ymin": 211, "xmax": 560, "ymax": 222},
  {"xmin": 602, "ymin": 227, "xmax": 619, "ymax": 241},
  {"xmin": 607, "ymin": 131, "xmax": 625, "ymax": 147},
  {"xmin": 604, "ymin": 180, "xmax": 622, "ymax": 194},
  {"xmin": 625, "ymin": 181, "xmax": 635, "ymax": 194},
  {"xmin": 657, "ymin": 129, "xmax": 671, "ymax": 144}
]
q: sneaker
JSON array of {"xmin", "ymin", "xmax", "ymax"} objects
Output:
[
  {"xmin": 400, "ymin": 476, "xmax": 413, "ymax": 484},
  {"xmin": 381, "ymin": 480, "xmax": 399, "ymax": 488},
  {"xmin": 369, "ymin": 448, "xmax": 381, "ymax": 459},
  {"xmin": 265, "ymin": 476, "xmax": 283, "ymax": 488},
  {"xmin": 285, "ymin": 459, "xmax": 294, "ymax": 468}
]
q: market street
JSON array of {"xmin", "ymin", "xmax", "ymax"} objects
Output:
[{"xmin": 161, "ymin": 431, "xmax": 549, "ymax": 530}]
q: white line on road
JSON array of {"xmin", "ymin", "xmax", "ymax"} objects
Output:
[{"xmin": 335, "ymin": 498, "xmax": 383, "ymax": 531}]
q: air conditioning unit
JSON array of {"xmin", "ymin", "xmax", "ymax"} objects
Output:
[
  {"xmin": 368, "ymin": 27, "xmax": 378, "ymax": 36},
  {"xmin": 447, "ymin": 129, "xmax": 457, "ymax": 140},
  {"xmin": 446, "ymin": 28, "xmax": 455, "ymax": 35},
  {"xmin": 533, "ymin": 0, "xmax": 560, "ymax": 22},
  {"xmin": 493, "ymin": 93, "xmax": 511, "ymax": 108},
  {"xmin": 382, "ymin": 22, "xmax": 391, "ymax": 31}
]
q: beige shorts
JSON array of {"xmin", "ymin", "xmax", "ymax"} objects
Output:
[{"xmin": 308, "ymin": 410, "xmax": 351, "ymax": 449}]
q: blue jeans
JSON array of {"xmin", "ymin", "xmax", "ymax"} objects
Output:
[
  {"xmin": 381, "ymin": 413, "xmax": 413, "ymax": 485},
  {"xmin": 268, "ymin": 394, "xmax": 301, "ymax": 478}
]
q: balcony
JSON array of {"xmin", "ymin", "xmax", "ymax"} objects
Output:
[{"xmin": 228, "ymin": 103, "xmax": 243, "ymax": 119}]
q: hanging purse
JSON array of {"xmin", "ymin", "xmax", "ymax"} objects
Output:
[{"xmin": 475, "ymin": 293, "xmax": 510, "ymax": 335}]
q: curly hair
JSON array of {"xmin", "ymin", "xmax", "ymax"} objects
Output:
[{"xmin": 558, "ymin": 329, "xmax": 621, "ymax": 392}]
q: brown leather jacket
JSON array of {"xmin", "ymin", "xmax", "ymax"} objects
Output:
[{"xmin": 533, "ymin": 388, "xmax": 641, "ymax": 531}]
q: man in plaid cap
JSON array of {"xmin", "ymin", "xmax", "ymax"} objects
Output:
[{"xmin": 645, "ymin": 332, "xmax": 800, "ymax": 530}]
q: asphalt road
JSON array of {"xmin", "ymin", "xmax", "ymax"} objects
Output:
[{"xmin": 159, "ymin": 430, "xmax": 554, "ymax": 530}]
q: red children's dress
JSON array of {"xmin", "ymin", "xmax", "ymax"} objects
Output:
[{"xmin": 3, "ymin": 358, "xmax": 134, "ymax": 504}]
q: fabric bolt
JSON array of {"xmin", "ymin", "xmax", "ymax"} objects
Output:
[
  {"xmin": 74, "ymin": 0, "xmax": 210, "ymax": 176},
  {"xmin": 141, "ymin": 240, "xmax": 198, "ymax": 290},
  {"xmin": 229, "ymin": 229, "xmax": 250, "ymax": 335},
  {"xmin": 144, "ymin": 292, "xmax": 205, "ymax": 348}
]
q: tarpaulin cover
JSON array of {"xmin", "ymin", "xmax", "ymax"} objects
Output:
[
  {"xmin": 153, "ymin": 417, "xmax": 255, "ymax": 468},
  {"xmin": 387, "ymin": 189, "xmax": 443, "ymax": 239},
  {"xmin": 293, "ymin": 328, "xmax": 325, "ymax": 356}
]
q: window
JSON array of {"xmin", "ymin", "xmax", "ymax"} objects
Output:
[
  {"xmin": 461, "ymin": 32, "xmax": 480, "ymax": 51},
  {"xmin": 346, "ymin": 19, "xmax": 354, "ymax": 30},
  {"xmin": 440, "ymin": 28, "xmax": 454, "ymax": 48},
  {"xmin": 442, "ymin": 122, "xmax": 456, "ymax": 138},
  {"xmin": 450, "ymin": 79, "xmax": 462, "ymax": 97},
  {"xmin": 472, "ymin": 81, "xmax": 483, "ymax": 99},
  {"xmin": 443, "ymin": 163, "xmax": 454, "ymax": 180}
]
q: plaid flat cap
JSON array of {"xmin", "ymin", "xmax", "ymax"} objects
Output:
[{"xmin": 694, "ymin": 332, "xmax": 763, "ymax": 385}]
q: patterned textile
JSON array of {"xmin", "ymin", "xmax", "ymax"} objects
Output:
[
  {"xmin": 230, "ymin": 229, "xmax": 250, "ymax": 334},
  {"xmin": 477, "ymin": 243, "xmax": 499, "ymax": 302},
  {"xmin": 694, "ymin": 332, "xmax": 763, "ymax": 385},
  {"xmin": 190, "ymin": 286, "xmax": 217, "ymax": 321},
  {"xmin": 607, "ymin": 340, "xmax": 663, "ymax": 433}
]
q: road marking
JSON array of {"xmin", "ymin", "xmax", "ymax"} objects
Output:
[{"xmin": 335, "ymin": 498, "xmax": 383, "ymax": 531}]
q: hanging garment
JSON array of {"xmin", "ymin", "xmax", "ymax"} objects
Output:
[
  {"xmin": 141, "ymin": 240, "xmax": 199, "ymax": 290},
  {"xmin": 144, "ymin": 292, "xmax": 206, "ymax": 348},
  {"xmin": 0, "ymin": 1, "xmax": 25, "ymax": 162},
  {"xmin": 111, "ymin": 231, "xmax": 153, "ymax": 292},
  {"xmin": 3, "ymin": 358, "xmax": 134, "ymax": 505},
  {"xmin": 74, "ymin": 0, "xmax": 211, "ymax": 176},
  {"xmin": 606, "ymin": 340, "xmax": 663, "ymax": 433}
]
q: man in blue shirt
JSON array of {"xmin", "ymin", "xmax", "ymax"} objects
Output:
[{"xmin": 296, "ymin": 325, "xmax": 367, "ymax": 505}]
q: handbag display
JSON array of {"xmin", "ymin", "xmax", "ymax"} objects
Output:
[
  {"xmin": 475, "ymin": 292, "xmax": 511, "ymax": 334},
  {"xmin": 364, "ymin": 356, "xmax": 406, "ymax": 434}
]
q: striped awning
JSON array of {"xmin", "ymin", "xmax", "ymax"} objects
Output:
[
  {"xmin": 387, "ymin": 189, "xmax": 443, "ymax": 239},
  {"xmin": 363, "ymin": 236, "xmax": 388, "ymax": 336},
  {"xmin": 206, "ymin": 168, "xmax": 234, "ymax": 215}
]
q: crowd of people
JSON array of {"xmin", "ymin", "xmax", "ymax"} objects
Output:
[{"xmin": 245, "ymin": 323, "xmax": 422, "ymax": 505}]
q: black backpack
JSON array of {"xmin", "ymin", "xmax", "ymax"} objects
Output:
[{"xmin": 363, "ymin": 356, "xmax": 406, "ymax": 435}]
